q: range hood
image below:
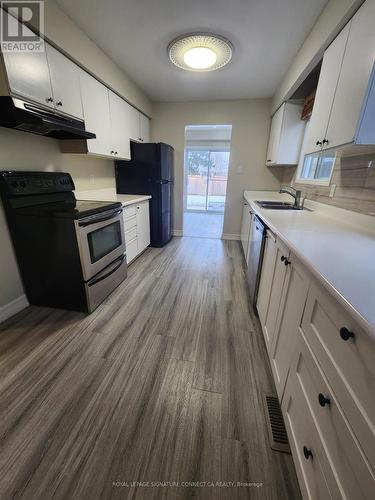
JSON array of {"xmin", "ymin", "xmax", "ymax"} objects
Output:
[{"xmin": 0, "ymin": 97, "xmax": 96, "ymax": 140}]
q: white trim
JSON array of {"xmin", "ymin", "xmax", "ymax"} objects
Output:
[
  {"xmin": 0, "ymin": 294, "xmax": 29, "ymax": 324},
  {"xmin": 172, "ymin": 229, "xmax": 183, "ymax": 236},
  {"xmin": 221, "ymin": 233, "xmax": 240, "ymax": 241}
]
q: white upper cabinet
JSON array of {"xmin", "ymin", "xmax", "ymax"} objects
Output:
[
  {"xmin": 139, "ymin": 113, "xmax": 150, "ymax": 142},
  {"xmin": 326, "ymin": 0, "xmax": 375, "ymax": 148},
  {"xmin": 45, "ymin": 44, "xmax": 83, "ymax": 119},
  {"xmin": 128, "ymin": 106, "xmax": 150, "ymax": 143},
  {"xmin": 108, "ymin": 91, "xmax": 131, "ymax": 160},
  {"xmin": 305, "ymin": 0, "xmax": 375, "ymax": 154},
  {"xmin": 79, "ymin": 72, "xmax": 111, "ymax": 156},
  {"xmin": 1, "ymin": 11, "xmax": 54, "ymax": 108},
  {"xmin": 266, "ymin": 102, "xmax": 305, "ymax": 166},
  {"xmin": 304, "ymin": 23, "xmax": 350, "ymax": 155}
]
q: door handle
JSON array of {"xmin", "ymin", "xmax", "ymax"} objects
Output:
[{"xmin": 78, "ymin": 209, "xmax": 123, "ymax": 227}]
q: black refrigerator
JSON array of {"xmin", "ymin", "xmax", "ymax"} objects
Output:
[{"xmin": 115, "ymin": 142, "xmax": 174, "ymax": 247}]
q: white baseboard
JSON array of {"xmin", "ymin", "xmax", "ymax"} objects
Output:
[
  {"xmin": 172, "ymin": 229, "xmax": 183, "ymax": 237},
  {"xmin": 221, "ymin": 233, "xmax": 241, "ymax": 241},
  {"xmin": 0, "ymin": 294, "xmax": 29, "ymax": 324}
]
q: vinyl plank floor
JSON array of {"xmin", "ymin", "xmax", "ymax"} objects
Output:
[{"xmin": 0, "ymin": 237, "xmax": 301, "ymax": 500}]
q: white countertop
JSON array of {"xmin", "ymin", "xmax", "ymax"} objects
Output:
[
  {"xmin": 244, "ymin": 190, "xmax": 375, "ymax": 339},
  {"xmin": 75, "ymin": 188, "xmax": 151, "ymax": 207}
]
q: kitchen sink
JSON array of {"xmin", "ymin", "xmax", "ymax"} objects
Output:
[{"xmin": 255, "ymin": 200, "xmax": 304, "ymax": 210}]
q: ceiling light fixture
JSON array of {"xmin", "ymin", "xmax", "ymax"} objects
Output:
[{"xmin": 168, "ymin": 33, "xmax": 233, "ymax": 72}]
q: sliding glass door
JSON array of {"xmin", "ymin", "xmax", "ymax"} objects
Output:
[{"xmin": 185, "ymin": 149, "xmax": 230, "ymax": 213}]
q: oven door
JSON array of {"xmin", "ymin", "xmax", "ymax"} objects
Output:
[{"xmin": 75, "ymin": 207, "xmax": 126, "ymax": 281}]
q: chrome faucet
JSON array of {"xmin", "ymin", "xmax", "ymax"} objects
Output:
[{"xmin": 279, "ymin": 186, "xmax": 304, "ymax": 209}]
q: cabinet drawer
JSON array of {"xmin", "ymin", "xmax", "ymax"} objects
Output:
[
  {"xmin": 301, "ymin": 281, "xmax": 375, "ymax": 470},
  {"xmin": 126, "ymin": 237, "xmax": 138, "ymax": 264},
  {"xmin": 124, "ymin": 215, "xmax": 137, "ymax": 232},
  {"xmin": 123, "ymin": 205, "xmax": 137, "ymax": 220},
  {"xmin": 282, "ymin": 363, "xmax": 340, "ymax": 500},
  {"xmin": 125, "ymin": 227, "xmax": 137, "ymax": 243},
  {"xmin": 294, "ymin": 327, "xmax": 374, "ymax": 498}
]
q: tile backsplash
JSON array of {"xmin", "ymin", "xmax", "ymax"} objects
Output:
[{"xmin": 281, "ymin": 153, "xmax": 375, "ymax": 216}]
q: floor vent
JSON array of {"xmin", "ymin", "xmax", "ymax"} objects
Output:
[{"xmin": 264, "ymin": 395, "xmax": 290, "ymax": 453}]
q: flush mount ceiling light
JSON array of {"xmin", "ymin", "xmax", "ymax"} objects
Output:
[{"xmin": 168, "ymin": 33, "xmax": 233, "ymax": 72}]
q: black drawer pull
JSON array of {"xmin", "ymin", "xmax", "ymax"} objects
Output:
[
  {"xmin": 303, "ymin": 446, "xmax": 313, "ymax": 460},
  {"xmin": 281, "ymin": 255, "xmax": 286, "ymax": 262},
  {"xmin": 340, "ymin": 327, "xmax": 355, "ymax": 341},
  {"xmin": 316, "ymin": 140, "xmax": 322, "ymax": 146},
  {"xmin": 318, "ymin": 393, "xmax": 331, "ymax": 407},
  {"xmin": 284, "ymin": 259, "xmax": 290, "ymax": 266}
]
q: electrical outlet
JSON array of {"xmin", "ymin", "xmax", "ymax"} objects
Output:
[{"xmin": 329, "ymin": 184, "xmax": 336, "ymax": 198}]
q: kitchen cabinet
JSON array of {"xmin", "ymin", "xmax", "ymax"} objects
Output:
[
  {"xmin": 78, "ymin": 72, "xmax": 112, "ymax": 156},
  {"xmin": 284, "ymin": 322, "xmax": 375, "ymax": 499},
  {"xmin": 256, "ymin": 230, "xmax": 277, "ymax": 326},
  {"xmin": 128, "ymin": 106, "xmax": 150, "ymax": 143},
  {"xmin": 266, "ymin": 102, "xmax": 305, "ymax": 166},
  {"xmin": 123, "ymin": 200, "xmax": 150, "ymax": 264},
  {"xmin": 45, "ymin": 44, "xmax": 83, "ymax": 119},
  {"xmin": 240, "ymin": 201, "xmax": 252, "ymax": 259},
  {"xmin": 301, "ymin": 280, "xmax": 375, "ymax": 472},
  {"xmin": 108, "ymin": 91, "xmax": 131, "ymax": 160},
  {"xmin": 304, "ymin": 0, "xmax": 375, "ymax": 154},
  {"xmin": 270, "ymin": 253, "xmax": 310, "ymax": 399},
  {"xmin": 136, "ymin": 200, "xmax": 151, "ymax": 252},
  {"xmin": 1, "ymin": 11, "xmax": 54, "ymax": 109},
  {"xmin": 139, "ymin": 113, "xmax": 150, "ymax": 142},
  {"xmin": 259, "ymin": 236, "xmax": 290, "ymax": 353}
]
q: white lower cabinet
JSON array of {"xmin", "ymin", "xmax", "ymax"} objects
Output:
[
  {"xmin": 258, "ymin": 235, "xmax": 289, "ymax": 352},
  {"xmin": 270, "ymin": 254, "xmax": 310, "ymax": 399},
  {"xmin": 255, "ymin": 222, "xmax": 375, "ymax": 499},
  {"xmin": 123, "ymin": 200, "xmax": 150, "ymax": 264}
]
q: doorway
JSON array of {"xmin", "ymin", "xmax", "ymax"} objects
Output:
[{"xmin": 183, "ymin": 125, "xmax": 232, "ymax": 238}]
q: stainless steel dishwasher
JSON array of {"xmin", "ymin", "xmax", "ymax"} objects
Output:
[{"xmin": 247, "ymin": 214, "xmax": 267, "ymax": 313}]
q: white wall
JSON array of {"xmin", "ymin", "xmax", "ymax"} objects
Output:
[
  {"xmin": 272, "ymin": 0, "xmax": 364, "ymax": 113},
  {"xmin": 151, "ymin": 100, "xmax": 282, "ymax": 238}
]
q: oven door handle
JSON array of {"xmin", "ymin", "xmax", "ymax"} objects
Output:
[
  {"xmin": 78, "ymin": 208, "xmax": 123, "ymax": 227},
  {"xmin": 87, "ymin": 255, "xmax": 126, "ymax": 287}
]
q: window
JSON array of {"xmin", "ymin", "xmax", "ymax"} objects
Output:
[{"xmin": 296, "ymin": 120, "xmax": 336, "ymax": 186}]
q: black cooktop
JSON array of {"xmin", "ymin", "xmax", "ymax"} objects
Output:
[{"xmin": 15, "ymin": 198, "xmax": 122, "ymax": 219}]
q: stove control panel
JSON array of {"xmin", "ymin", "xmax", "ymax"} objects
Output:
[{"xmin": 0, "ymin": 171, "xmax": 75, "ymax": 196}]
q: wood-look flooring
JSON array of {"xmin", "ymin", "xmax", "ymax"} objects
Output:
[
  {"xmin": 0, "ymin": 237, "xmax": 301, "ymax": 500},
  {"xmin": 183, "ymin": 212, "xmax": 224, "ymax": 238}
]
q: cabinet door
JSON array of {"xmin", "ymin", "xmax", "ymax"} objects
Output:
[
  {"xmin": 136, "ymin": 201, "xmax": 150, "ymax": 252},
  {"xmin": 304, "ymin": 22, "xmax": 351, "ymax": 155},
  {"xmin": 45, "ymin": 44, "xmax": 83, "ymax": 119},
  {"xmin": 240, "ymin": 202, "xmax": 252, "ymax": 259},
  {"xmin": 270, "ymin": 254, "xmax": 310, "ymax": 399},
  {"xmin": 80, "ymin": 73, "xmax": 111, "ymax": 156},
  {"xmin": 262, "ymin": 237, "xmax": 289, "ymax": 353},
  {"xmin": 266, "ymin": 105, "xmax": 283, "ymax": 165},
  {"xmin": 256, "ymin": 230, "xmax": 277, "ymax": 327},
  {"xmin": 1, "ymin": 12, "xmax": 53, "ymax": 108},
  {"xmin": 325, "ymin": 0, "xmax": 375, "ymax": 148},
  {"xmin": 128, "ymin": 105, "xmax": 141, "ymax": 141},
  {"xmin": 108, "ymin": 91, "xmax": 131, "ymax": 160},
  {"xmin": 139, "ymin": 113, "xmax": 150, "ymax": 142}
]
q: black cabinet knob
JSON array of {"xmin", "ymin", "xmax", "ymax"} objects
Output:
[
  {"xmin": 340, "ymin": 327, "xmax": 355, "ymax": 341},
  {"xmin": 56, "ymin": 101, "xmax": 63, "ymax": 106},
  {"xmin": 303, "ymin": 446, "xmax": 313, "ymax": 460},
  {"xmin": 46, "ymin": 97, "xmax": 54, "ymax": 103},
  {"xmin": 322, "ymin": 139, "xmax": 329, "ymax": 145},
  {"xmin": 110, "ymin": 150, "xmax": 115, "ymax": 154},
  {"xmin": 284, "ymin": 259, "xmax": 291, "ymax": 266},
  {"xmin": 281, "ymin": 256, "xmax": 286, "ymax": 262},
  {"xmin": 318, "ymin": 393, "xmax": 331, "ymax": 407},
  {"xmin": 316, "ymin": 140, "xmax": 322, "ymax": 146}
]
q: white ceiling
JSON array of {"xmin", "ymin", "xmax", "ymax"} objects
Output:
[{"xmin": 56, "ymin": 0, "xmax": 328, "ymax": 102}]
